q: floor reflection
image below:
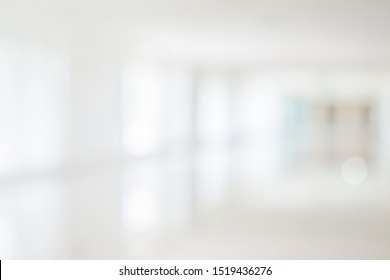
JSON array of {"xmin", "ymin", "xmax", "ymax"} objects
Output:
[{"xmin": 1, "ymin": 152, "xmax": 389, "ymax": 259}]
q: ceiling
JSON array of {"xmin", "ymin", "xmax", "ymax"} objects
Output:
[{"xmin": 1, "ymin": 0, "xmax": 390, "ymax": 66}]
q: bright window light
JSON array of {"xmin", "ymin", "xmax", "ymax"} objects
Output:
[
  {"xmin": 197, "ymin": 75, "xmax": 230, "ymax": 146},
  {"xmin": 0, "ymin": 45, "xmax": 65, "ymax": 174},
  {"xmin": 122, "ymin": 63, "xmax": 165, "ymax": 156}
]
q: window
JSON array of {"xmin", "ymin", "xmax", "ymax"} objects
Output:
[{"xmin": 0, "ymin": 44, "xmax": 67, "ymax": 175}]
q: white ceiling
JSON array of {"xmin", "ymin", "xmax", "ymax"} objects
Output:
[{"xmin": 1, "ymin": 0, "xmax": 390, "ymax": 66}]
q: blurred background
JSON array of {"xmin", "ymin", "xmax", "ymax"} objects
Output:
[{"xmin": 1, "ymin": 0, "xmax": 390, "ymax": 259}]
